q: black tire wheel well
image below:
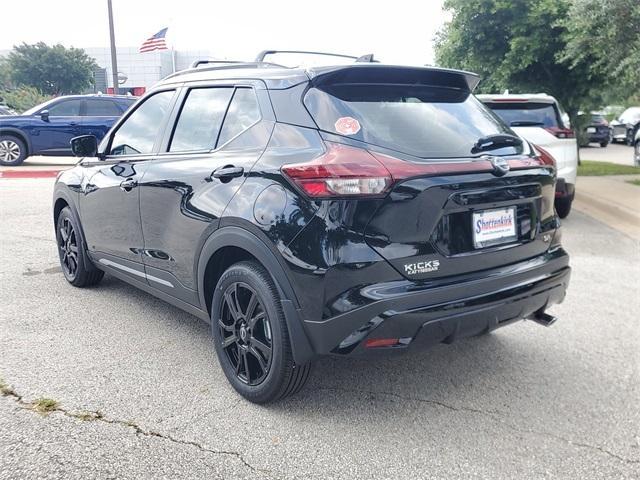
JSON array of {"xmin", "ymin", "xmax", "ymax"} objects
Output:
[
  {"xmin": 53, "ymin": 198, "xmax": 69, "ymax": 226},
  {"xmin": 203, "ymin": 246, "xmax": 259, "ymax": 316}
]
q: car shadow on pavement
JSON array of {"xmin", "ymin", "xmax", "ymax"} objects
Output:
[{"xmin": 97, "ymin": 274, "xmax": 588, "ymax": 421}]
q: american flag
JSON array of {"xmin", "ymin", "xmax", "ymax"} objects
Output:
[{"xmin": 139, "ymin": 28, "xmax": 169, "ymax": 53}]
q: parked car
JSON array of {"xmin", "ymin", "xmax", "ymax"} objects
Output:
[
  {"xmin": 0, "ymin": 94, "xmax": 136, "ymax": 166},
  {"xmin": 581, "ymin": 112, "xmax": 610, "ymax": 147},
  {"xmin": 477, "ymin": 93, "xmax": 578, "ymax": 218},
  {"xmin": 610, "ymin": 107, "xmax": 640, "ymax": 145},
  {"xmin": 634, "ymin": 129, "xmax": 640, "ymax": 166},
  {"xmin": 53, "ymin": 54, "xmax": 570, "ymax": 403},
  {"xmin": 0, "ymin": 105, "xmax": 17, "ymax": 116}
]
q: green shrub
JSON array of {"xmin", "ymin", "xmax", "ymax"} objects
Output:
[{"xmin": 0, "ymin": 86, "xmax": 51, "ymax": 113}]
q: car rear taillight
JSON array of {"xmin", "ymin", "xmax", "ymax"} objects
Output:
[
  {"xmin": 282, "ymin": 142, "xmax": 550, "ymax": 199},
  {"xmin": 544, "ymin": 127, "xmax": 575, "ymax": 139},
  {"xmin": 281, "ymin": 143, "xmax": 392, "ymax": 198},
  {"xmin": 532, "ymin": 145, "xmax": 556, "ymax": 167}
]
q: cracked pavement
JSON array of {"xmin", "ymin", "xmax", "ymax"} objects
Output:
[{"xmin": 1, "ymin": 179, "xmax": 639, "ymax": 479}]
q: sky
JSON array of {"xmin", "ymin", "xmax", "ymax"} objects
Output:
[{"xmin": 0, "ymin": 0, "xmax": 449, "ymax": 66}]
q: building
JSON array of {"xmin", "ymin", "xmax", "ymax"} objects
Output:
[
  {"xmin": 85, "ymin": 47, "xmax": 217, "ymax": 95},
  {"xmin": 0, "ymin": 47, "xmax": 217, "ymax": 95}
]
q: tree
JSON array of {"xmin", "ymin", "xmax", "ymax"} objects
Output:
[
  {"xmin": 561, "ymin": 0, "xmax": 640, "ymax": 105},
  {"xmin": 6, "ymin": 42, "xmax": 97, "ymax": 95},
  {"xmin": 0, "ymin": 56, "xmax": 13, "ymax": 89},
  {"xmin": 0, "ymin": 86, "xmax": 51, "ymax": 113},
  {"xmin": 434, "ymin": 0, "xmax": 606, "ymax": 117}
]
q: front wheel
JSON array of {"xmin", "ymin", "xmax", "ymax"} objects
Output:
[
  {"xmin": 0, "ymin": 135, "xmax": 27, "ymax": 166},
  {"xmin": 600, "ymin": 140, "xmax": 608, "ymax": 148},
  {"xmin": 56, "ymin": 207, "xmax": 104, "ymax": 287},
  {"xmin": 211, "ymin": 261, "xmax": 311, "ymax": 403}
]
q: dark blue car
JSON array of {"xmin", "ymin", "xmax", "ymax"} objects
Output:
[{"xmin": 0, "ymin": 94, "xmax": 136, "ymax": 166}]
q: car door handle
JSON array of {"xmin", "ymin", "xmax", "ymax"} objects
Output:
[
  {"xmin": 212, "ymin": 166, "xmax": 244, "ymax": 180},
  {"xmin": 119, "ymin": 178, "xmax": 138, "ymax": 191}
]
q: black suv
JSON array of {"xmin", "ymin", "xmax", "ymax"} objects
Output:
[{"xmin": 53, "ymin": 52, "xmax": 570, "ymax": 403}]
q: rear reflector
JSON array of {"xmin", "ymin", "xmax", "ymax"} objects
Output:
[
  {"xmin": 544, "ymin": 126, "xmax": 575, "ymax": 139},
  {"xmin": 364, "ymin": 338, "xmax": 399, "ymax": 348}
]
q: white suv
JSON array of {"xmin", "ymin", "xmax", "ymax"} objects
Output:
[{"xmin": 478, "ymin": 93, "xmax": 578, "ymax": 218}]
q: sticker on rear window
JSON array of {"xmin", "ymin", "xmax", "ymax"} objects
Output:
[{"xmin": 334, "ymin": 117, "xmax": 361, "ymax": 136}]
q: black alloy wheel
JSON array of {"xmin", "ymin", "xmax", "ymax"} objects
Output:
[
  {"xmin": 55, "ymin": 207, "xmax": 104, "ymax": 287},
  {"xmin": 211, "ymin": 261, "xmax": 312, "ymax": 403},
  {"xmin": 218, "ymin": 282, "xmax": 273, "ymax": 386},
  {"xmin": 58, "ymin": 217, "xmax": 79, "ymax": 280}
]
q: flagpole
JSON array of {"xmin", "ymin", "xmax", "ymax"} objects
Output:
[
  {"xmin": 171, "ymin": 46, "xmax": 176, "ymax": 74},
  {"xmin": 107, "ymin": 0, "xmax": 119, "ymax": 95}
]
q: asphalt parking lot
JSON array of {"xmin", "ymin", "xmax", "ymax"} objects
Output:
[
  {"xmin": 579, "ymin": 142, "xmax": 637, "ymax": 166},
  {"xmin": 1, "ymin": 179, "xmax": 639, "ymax": 480}
]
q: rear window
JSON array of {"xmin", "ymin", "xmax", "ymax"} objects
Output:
[
  {"xmin": 84, "ymin": 99, "xmax": 123, "ymax": 116},
  {"xmin": 304, "ymin": 85, "xmax": 520, "ymax": 159},
  {"xmin": 486, "ymin": 102, "xmax": 561, "ymax": 129}
]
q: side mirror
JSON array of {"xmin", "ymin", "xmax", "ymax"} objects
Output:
[
  {"xmin": 40, "ymin": 110, "xmax": 50, "ymax": 122},
  {"xmin": 70, "ymin": 135, "xmax": 99, "ymax": 158}
]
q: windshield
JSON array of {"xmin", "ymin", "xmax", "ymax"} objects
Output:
[
  {"xmin": 22, "ymin": 97, "xmax": 59, "ymax": 116},
  {"xmin": 304, "ymin": 85, "xmax": 521, "ymax": 159},
  {"xmin": 485, "ymin": 102, "xmax": 561, "ymax": 128}
]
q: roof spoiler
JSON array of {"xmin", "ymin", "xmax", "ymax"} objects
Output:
[
  {"xmin": 255, "ymin": 50, "xmax": 378, "ymax": 64},
  {"xmin": 308, "ymin": 64, "xmax": 481, "ymax": 92}
]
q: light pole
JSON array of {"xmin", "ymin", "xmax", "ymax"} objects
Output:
[{"xmin": 107, "ymin": 0, "xmax": 119, "ymax": 95}]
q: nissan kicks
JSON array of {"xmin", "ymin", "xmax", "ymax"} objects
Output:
[{"xmin": 53, "ymin": 53, "xmax": 571, "ymax": 403}]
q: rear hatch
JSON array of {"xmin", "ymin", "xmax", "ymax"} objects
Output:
[{"xmin": 300, "ymin": 66, "xmax": 558, "ymax": 281}]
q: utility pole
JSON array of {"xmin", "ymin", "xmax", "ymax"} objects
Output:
[{"xmin": 107, "ymin": 0, "xmax": 119, "ymax": 95}]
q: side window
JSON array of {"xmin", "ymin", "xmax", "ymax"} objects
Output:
[
  {"xmin": 217, "ymin": 88, "xmax": 260, "ymax": 146},
  {"xmin": 84, "ymin": 99, "xmax": 123, "ymax": 116},
  {"xmin": 109, "ymin": 90, "xmax": 174, "ymax": 156},
  {"xmin": 48, "ymin": 100, "xmax": 81, "ymax": 116},
  {"xmin": 169, "ymin": 87, "xmax": 233, "ymax": 152}
]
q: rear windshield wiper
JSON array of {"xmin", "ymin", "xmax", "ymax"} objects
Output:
[
  {"xmin": 509, "ymin": 120, "xmax": 545, "ymax": 127},
  {"xmin": 471, "ymin": 133, "xmax": 522, "ymax": 154}
]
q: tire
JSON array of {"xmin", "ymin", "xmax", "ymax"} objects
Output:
[
  {"xmin": 555, "ymin": 196, "xmax": 573, "ymax": 219},
  {"xmin": 0, "ymin": 135, "xmax": 28, "ymax": 166},
  {"xmin": 55, "ymin": 207, "xmax": 104, "ymax": 287},
  {"xmin": 600, "ymin": 140, "xmax": 608, "ymax": 148},
  {"xmin": 211, "ymin": 261, "xmax": 312, "ymax": 403}
]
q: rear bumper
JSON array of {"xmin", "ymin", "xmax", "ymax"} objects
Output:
[
  {"xmin": 302, "ymin": 248, "xmax": 570, "ymax": 356},
  {"xmin": 587, "ymin": 131, "xmax": 609, "ymax": 142}
]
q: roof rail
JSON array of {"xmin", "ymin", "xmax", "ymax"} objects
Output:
[
  {"xmin": 164, "ymin": 61, "xmax": 286, "ymax": 81},
  {"xmin": 189, "ymin": 59, "xmax": 246, "ymax": 69},
  {"xmin": 255, "ymin": 50, "xmax": 377, "ymax": 63}
]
